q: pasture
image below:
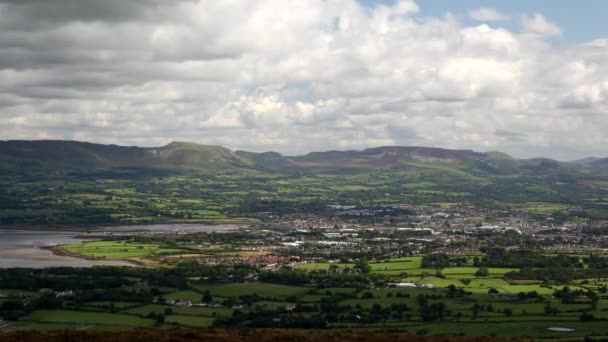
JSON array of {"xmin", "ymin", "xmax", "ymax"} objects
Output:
[
  {"xmin": 61, "ymin": 241, "xmax": 187, "ymax": 259},
  {"xmin": 124, "ymin": 304, "xmax": 233, "ymax": 317},
  {"xmin": 22, "ymin": 310, "xmax": 154, "ymax": 327},
  {"xmin": 191, "ymin": 282, "xmax": 309, "ymax": 299},
  {"xmin": 165, "ymin": 315, "xmax": 214, "ymax": 328}
]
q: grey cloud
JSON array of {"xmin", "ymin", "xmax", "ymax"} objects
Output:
[
  {"xmin": 494, "ymin": 129, "xmax": 523, "ymax": 137},
  {"xmin": 0, "ymin": 0, "xmax": 607, "ymax": 159},
  {"xmin": 0, "ymin": 0, "xmax": 177, "ymax": 25}
]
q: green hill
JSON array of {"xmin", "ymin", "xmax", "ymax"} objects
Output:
[
  {"xmin": 2, "ymin": 140, "xmax": 608, "ymax": 226},
  {"xmin": 0, "ymin": 140, "xmax": 600, "ymax": 176},
  {"xmin": 0, "ymin": 140, "xmax": 250, "ymax": 173}
]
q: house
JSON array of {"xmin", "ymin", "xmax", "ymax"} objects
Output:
[
  {"xmin": 56, "ymin": 290, "xmax": 74, "ymax": 297},
  {"xmin": 173, "ymin": 300, "xmax": 193, "ymax": 307},
  {"xmin": 394, "ymin": 282, "xmax": 417, "ymax": 288},
  {"xmin": 322, "ymin": 233, "xmax": 341, "ymax": 239}
]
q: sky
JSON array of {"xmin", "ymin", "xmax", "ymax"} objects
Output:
[{"xmin": 0, "ymin": 1, "xmax": 607, "ymax": 160}]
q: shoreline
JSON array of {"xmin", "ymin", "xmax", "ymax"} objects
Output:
[{"xmin": 43, "ymin": 245, "xmax": 145, "ymax": 267}]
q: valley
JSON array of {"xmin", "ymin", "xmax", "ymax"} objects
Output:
[{"xmin": 2, "ymin": 141, "xmax": 608, "ymax": 340}]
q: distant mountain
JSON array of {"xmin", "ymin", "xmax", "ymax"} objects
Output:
[
  {"xmin": 289, "ymin": 146, "xmax": 577, "ymax": 175},
  {"xmin": 0, "ymin": 140, "xmax": 249, "ymax": 173},
  {"xmin": 571, "ymin": 157, "xmax": 603, "ymax": 164},
  {"xmin": 568, "ymin": 156, "xmax": 608, "ymax": 168},
  {"xmin": 292, "ymin": 146, "xmax": 489, "ymax": 172},
  {"xmin": 590, "ymin": 158, "xmax": 608, "ymax": 168},
  {"xmin": 0, "ymin": 140, "xmax": 599, "ymax": 175}
]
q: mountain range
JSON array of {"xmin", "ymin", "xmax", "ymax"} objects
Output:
[{"xmin": 0, "ymin": 140, "xmax": 606, "ymax": 175}]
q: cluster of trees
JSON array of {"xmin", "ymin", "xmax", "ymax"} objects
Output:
[
  {"xmin": 257, "ymin": 268, "xmax": 382, "ymax": 288},
  {"xmin": 0, "ymin": 299, "xmax": 26, "ymax": 321},
  {"xmin": 0, "ymin": 267, "xmax": 189, "ymax": 291},
  {"xmin": 175, "ymin": 261, "xmax": 258, "ymax": 283},
  {"xmin": 417, "ymin": 295, "xmax": 449, "ymax": 322},
  {"xmin": 214, "ymin": 310, "xmax": 328, "ymax": 328},
  {"xmin": 477, "ymin": 249, "xmax": 582, "ymax": 268},
  {"xmin": 470, "ymin": 303, "xmax": 495, "ymax": 319},
  {"xmin": 553, "ymin": 286, "xmax": 598, "ymax": 307},
  {"xmin": 259, "ymin": 270, "xmax": 309, "ymax": 285},
  {"xmin": 584, "ymin": 254, "xmax": 608, "ymax": 268},
  {"xmin": 446, "ymin": 284, "xmax": 471, "ymax": 298},
  {"xmin": 505, "ymin": 267, "xmax": 608, "ymax": 283}
]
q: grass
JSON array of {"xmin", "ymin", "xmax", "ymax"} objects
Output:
[
  {"xmin": 299, "ymin": 257, "xmax": 563, "ymax": 297},
  {"xmin": 441, "ymin": 267, "xmax": 519, "ymax": 276},
  {"xmin": 165, "ymin": 315, "xmax": 214, "ymax": 328},
  {"xmin": 84, "ymin": 301, "xmax": 142, "ymax": 310},
  {"xmin": 61, "ymin": 241, "xmax": 186, "ymax": 259},
  {"xmin": 191, "ymin": 283, "xmax": 309, "ymax": 299},
  {"xmin": 23, "ymin": 310, "xmax": 154, "ymax": 327},
  {"xmin": 521, "ymin": 202, "xmax": 570, "ymax": 214},
  {"xmin": 164, "ymin": 290, "xmax": 204, "ymax": 302},
  {"xmin": 123, "ymin": 304, "xmax": 233, "ymax": 317},
  {"xmin": 0, "ymin": 289, "xmax": 40, "ymax": 297}
]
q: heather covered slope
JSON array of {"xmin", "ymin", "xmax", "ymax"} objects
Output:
[{"xmin": 0, "ymin": 329, "xmax": 526, "ymax": 342}]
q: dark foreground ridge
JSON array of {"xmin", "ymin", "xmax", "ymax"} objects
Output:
[{"xmin": 0, "ymin": 329, "xmax": 525, "ymax": 342}]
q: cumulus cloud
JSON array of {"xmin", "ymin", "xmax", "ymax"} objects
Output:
[
  {"xmin": 469, "ymin": 8, "xmax": 509, "ymax": 22},
  {"xmin": 521, "ymin": 13, "xmax": 562, "ymax": 37},
  {"xmin": 0, "ymin": 0, "xmax": 606, "ymax": 159}
]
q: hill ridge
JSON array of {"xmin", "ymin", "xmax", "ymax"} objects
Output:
[{"xmin": 0, "ymin": 139, "xmax": 602, "ymax": 174}]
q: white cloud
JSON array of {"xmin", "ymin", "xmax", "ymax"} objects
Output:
[
  {"xmin": 0, "ymin": 0, "xmax": 606, "ymax": 160},
  {"xmin": 521, "ymin": 13, "xmax": 562, "ymax": 37},
  {"xmin": 469, "ymin": 8, "xmax": 509, "ymax": 22}
]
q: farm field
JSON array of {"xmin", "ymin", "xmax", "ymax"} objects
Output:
[
  {"xmin": 2, "ymin": 257, "xmax": 608, "ymax": 340},
  {"xmin": 60, "ymin": 241, "xmax": 189, "ymax": 259},
  {"xmin": 5, "ymin": 141, "xmax": 608, "ymax": 228},
  {"xmin": 123, "ymin": 304, "xmax": 233, "ymax": 318},
  {"xmin": 191, "ymin": 283, "xmax": 310, "ymax": 299},
  {"xmin": 164, "ymin": 315, "xmax": 214, "ymax": 328},
  {"xmin": 22, "ymin": 310, "xmax": 154, "ymax": 327},
  {"xmin": 298, "ymin": 257, "xmax": 561, "ymax": 296},
  {"xmin": 83, "ymin": 301, "xmax": 142, "ymax": 310}
]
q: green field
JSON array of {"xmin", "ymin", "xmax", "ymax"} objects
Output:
[
  {"xmin": 23, "ymin": 310, "xmax": 154, "ymax": 327},
  {"xmin": 165, "ymin": 315, "xmax": 214, "ymax": 328},
  {"xmin": 4, "ymin": 258, "xmax": 608, "ymax": 339},
  {"xmin": 123, "ymin": 304, "xmax": 233, "ymax": 318},
  {"xmin": 84, "ymin": 301, "xmax": 142, "ymax": 310},
  {"xmin": 191, "ymin": 283, "xmax": 309, "ymax": 299},
  {"xmin": 61, "ymin": 241, "xmax": 187, "ymax": 259},
  {"xmin": 164, "ymin": 290, "xmax": 206, "ymax": 302},
  {"xmin": 5, "ymin": 140, "xmax": 607, "ymax": 227}
]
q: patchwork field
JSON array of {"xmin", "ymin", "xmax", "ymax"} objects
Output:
[{"xmin": 2, "ymin": 270, "xmax": 606, "ymax": 340}]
